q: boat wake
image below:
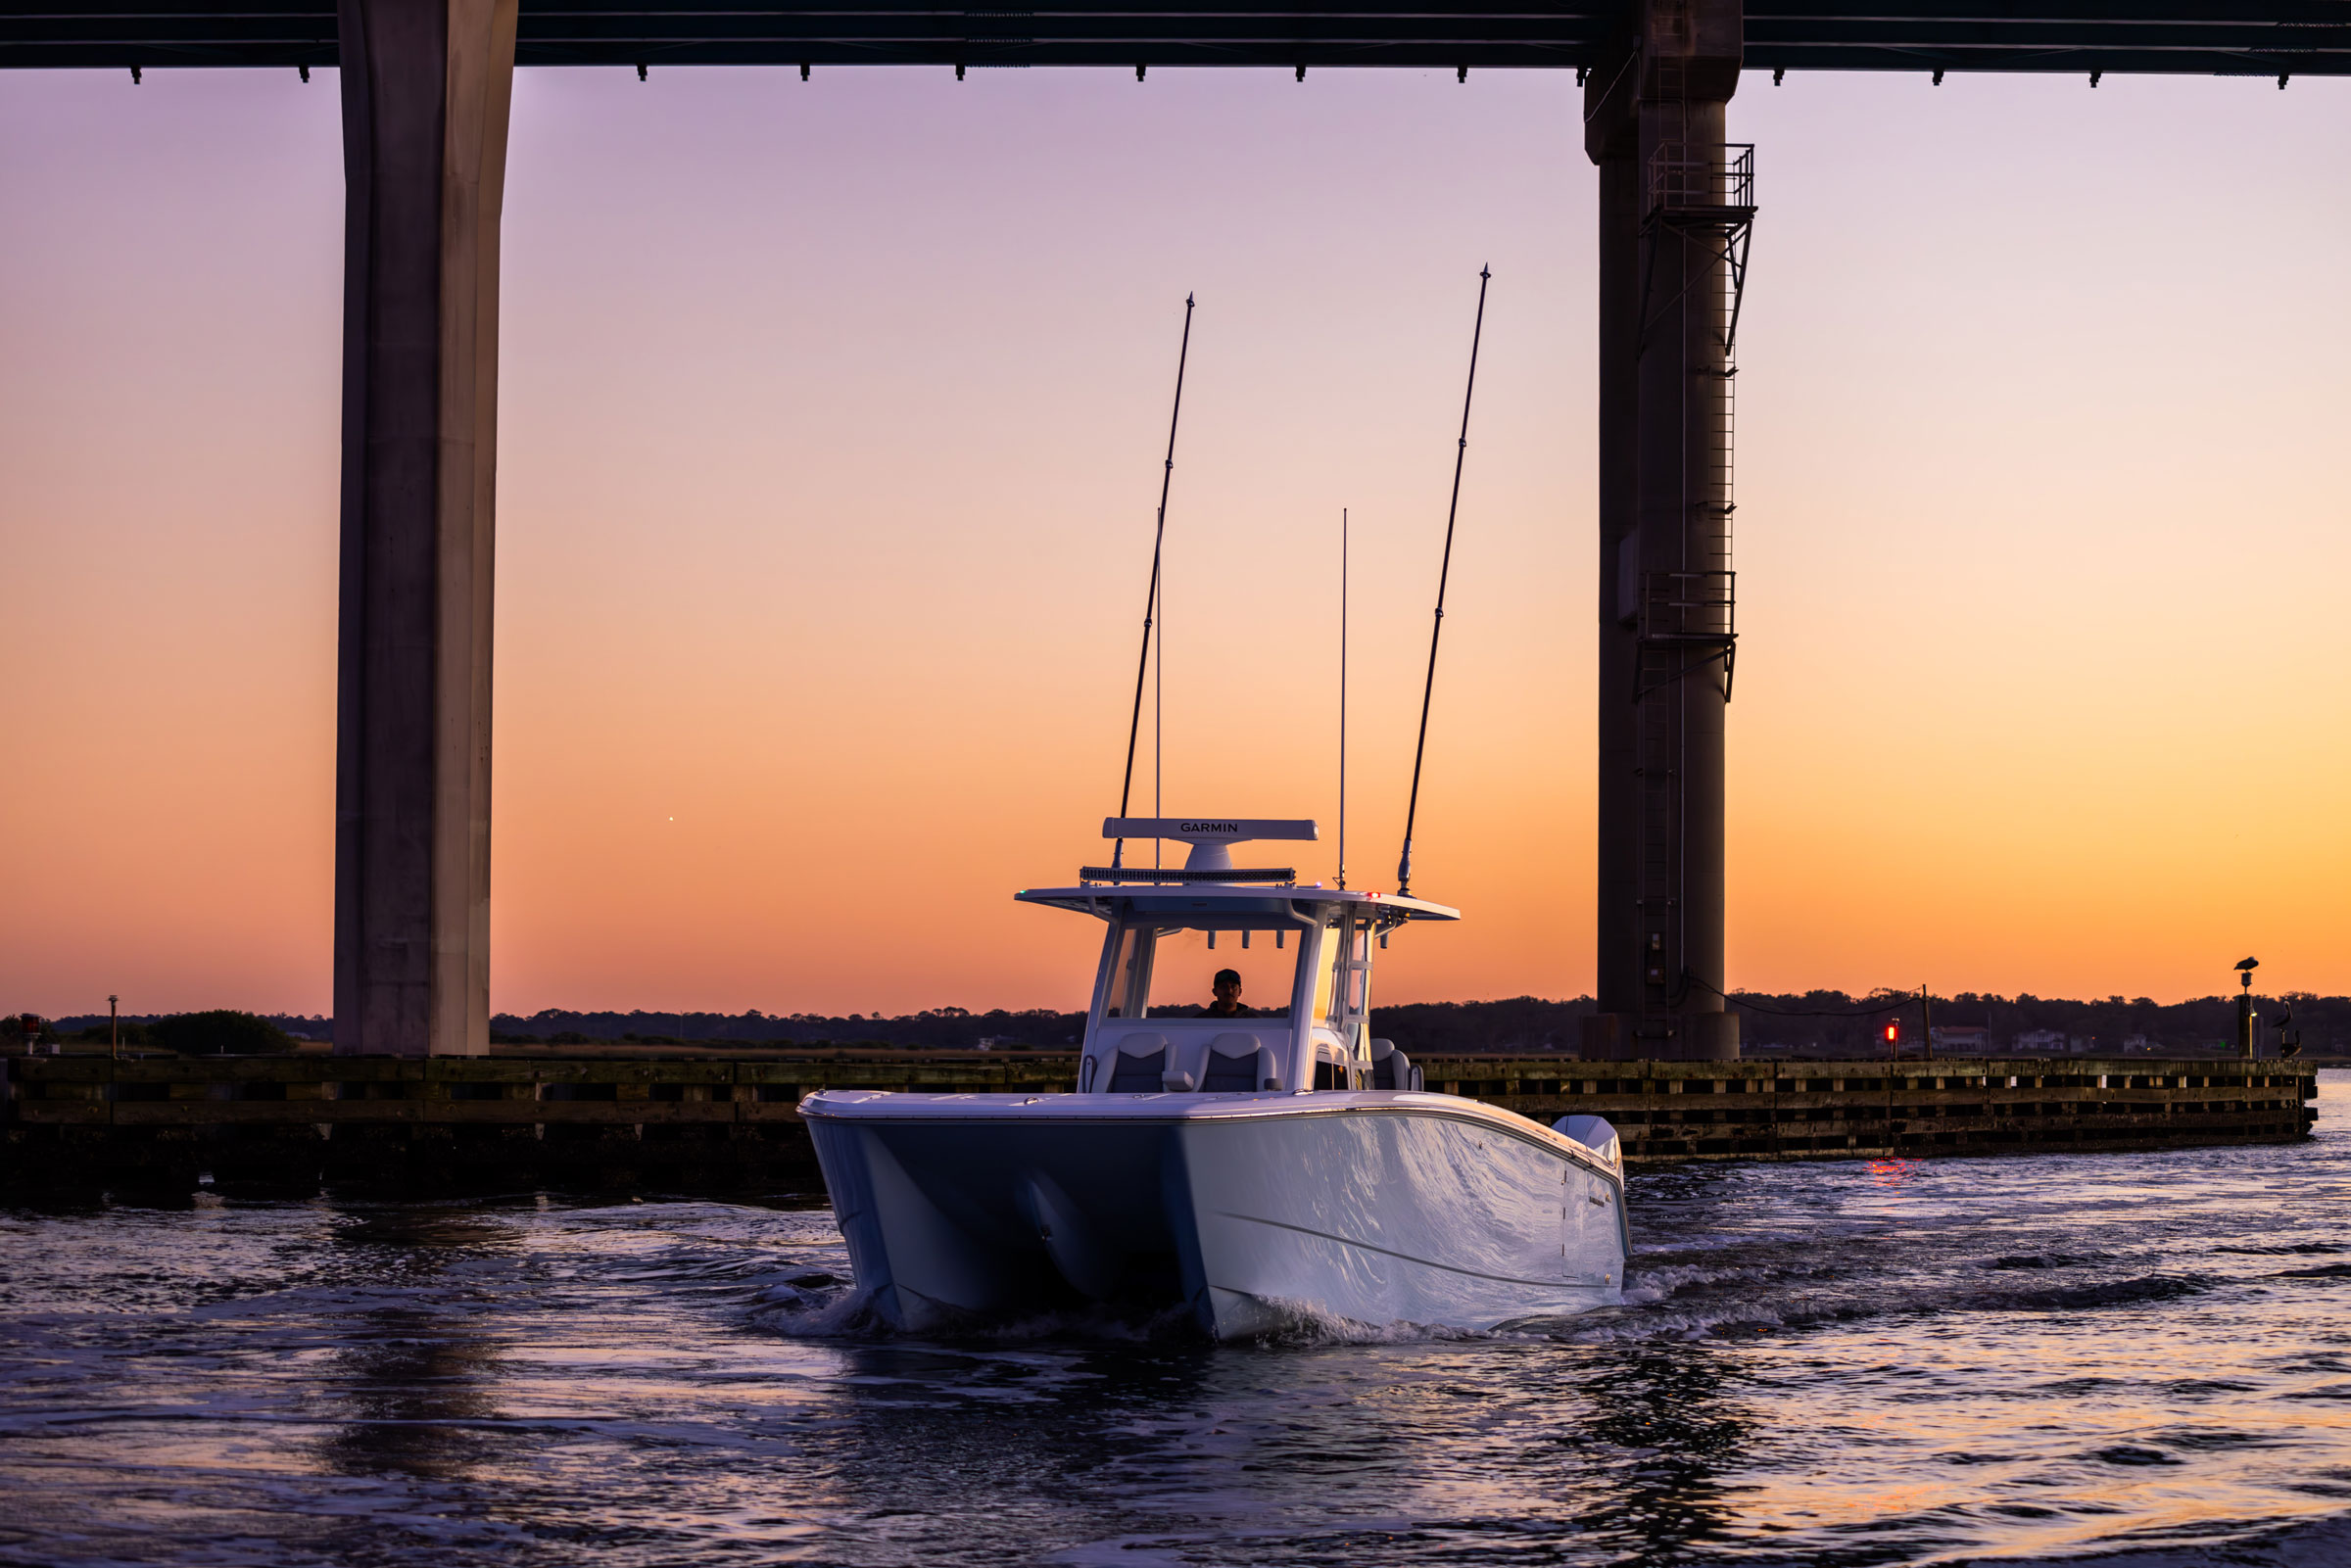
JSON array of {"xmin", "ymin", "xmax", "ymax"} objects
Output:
[
  {"xmin": 747, "ymin": 1276, "xmax": 1204, "ymax": 1345},
  {"xmin": 743, "ymin": 1273, "xmax": 1533, "ymax": 1348}
]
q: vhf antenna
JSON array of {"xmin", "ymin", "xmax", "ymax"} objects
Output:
[
  {"xmin": 1397, "ymin": 265, "xmax": 1490, "ymax": 899},
  {"xmin": 1112, "ymin": 294, "xmax": 1195, "ymax": 873}
]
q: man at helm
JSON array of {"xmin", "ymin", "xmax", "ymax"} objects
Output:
[{"xmin": 1206, "ymin": 969, "xmax": 1247, "ymax": 1018}]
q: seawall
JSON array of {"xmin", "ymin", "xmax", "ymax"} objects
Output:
[{"xmin": 0, "ymin": 1053, "xmax": 2316, "ymax": 1196}]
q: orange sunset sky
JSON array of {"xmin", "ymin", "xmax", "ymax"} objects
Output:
[{"xmin": 3, "ymin": 66, "xmax": 2346, "ymax": 1021}]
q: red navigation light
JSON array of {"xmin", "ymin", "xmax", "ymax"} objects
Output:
[{"xmin": 1884, "ymin": 1022, "xmax": 1899, "ymax": 1044}]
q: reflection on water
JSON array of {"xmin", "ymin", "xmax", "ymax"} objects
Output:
[
  {"xmin": 318, "ymin": 1211, "xmax": 516, "ymax": 1483},
  {"xmin": 6, "ymin": 1082, "xmax": 2351, "ymax": 1565}
]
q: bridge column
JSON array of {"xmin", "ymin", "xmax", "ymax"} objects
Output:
[
  {"xmin": 332, "ymin": 0, "xmax": 515, "ymax": 1056},
  {"xmin": 1583, "ymin": 1, "xmax": 1747, "ymax": 1062}
]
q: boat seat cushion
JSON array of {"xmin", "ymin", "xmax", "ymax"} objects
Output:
[
  {"xmin": 1201, "ymin": 1031, "xmax": 1275, "ymax": 1092},
  {"xmin": 1105, "ymin": 1035, "xmax": 1170, "ymax": 1093},
  {"xmin": 1369, "ymin": 1037, "xmax": 1420, "ymax": 1091}
]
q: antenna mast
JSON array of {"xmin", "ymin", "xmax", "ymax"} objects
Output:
[
  {"xmin": 1397, "ymin": 265, "xmax": 1490, "ymax": 899},
  {"xmin": 1112, "ymin": 294, "xmax": 1195, "ymax": 872}
]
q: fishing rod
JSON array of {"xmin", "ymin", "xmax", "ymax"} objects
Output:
[
  {"xmin": 1337, "ymin": 506, "xmax": 1349, "ymax": 891},
  {"xmin": 1112, "ymin": 294, "xmax": 1195, "ymax": 873},
  {"xmin": 1396, "ymin": 265, "xmax": 1490, "ymax": 900}
]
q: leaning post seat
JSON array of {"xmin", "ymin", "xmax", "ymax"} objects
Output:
[
  {"xmin": 1200, "ymin": 1031, "xmax": 1280, "ymax": 1092},
  {"xmin": 1369, "ymin": 1036, "xmax": 1421, "ymax": 1092},
  {"xmin": 1101, "ymin": 1034, "xmax": 1170, "ymax": 1093}
]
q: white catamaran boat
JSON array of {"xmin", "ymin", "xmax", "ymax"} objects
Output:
[{"xmin": 803, "ymin": 819, "xmax": 1628, "ymax": 1340}]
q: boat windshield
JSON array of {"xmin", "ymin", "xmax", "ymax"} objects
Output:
[{"xmin": 1126, "ymin": 927, "xmax": 1300, "ymax": 1021}]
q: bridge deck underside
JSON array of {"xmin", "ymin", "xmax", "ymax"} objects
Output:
[{"xmin": 6, "ymin": 3, "xmax": 2348, "ymax": 74}]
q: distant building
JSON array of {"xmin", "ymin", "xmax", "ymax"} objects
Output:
[
  {"xmin": 1930, "ymin": 1024, "xmax": 1990, "ymax": 1054},
  {"xmin": 2014, "ymin": 1028, "xmax": 2068, "ymax": 1055}
]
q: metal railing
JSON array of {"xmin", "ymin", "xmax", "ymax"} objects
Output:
[
  {"xmin": 1647, "ymin": 141, "xmax": 1754, "ymax": 217},
  {"xmin": 1638, "ymin": 569, "xmax": 1736, "ymax": 642}
]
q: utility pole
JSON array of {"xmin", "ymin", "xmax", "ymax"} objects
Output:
[{"xmin": 109, "ymin": 994, "xmax": 120, "ymax": 1060}]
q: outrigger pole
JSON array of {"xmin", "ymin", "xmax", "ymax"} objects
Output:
[
  {"xmin": 1338, "ymin": 506, "xmax": 1349, "ymax": 891},
  {"xmin": 1112, "ymin": 294, "xmax": 1196, "ymax": 873},
  {"xmin": 1397, "ymin": 266, "xmax": 1490, "ymax": 900}
]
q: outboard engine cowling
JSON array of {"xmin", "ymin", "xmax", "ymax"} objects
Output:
[{"xmin": 1554, "ymin": 1114, "xmax": 1620, "ymax": 1167}]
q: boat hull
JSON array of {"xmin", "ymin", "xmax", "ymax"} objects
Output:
[{"xmin": 803, "ymin": 1091, "xmax": 1626, "ymax": 1339}]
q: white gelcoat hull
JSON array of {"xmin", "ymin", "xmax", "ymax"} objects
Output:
[{"xmin": 803, "ymin": 1091, "xmax": 1627, "ymax": 1339}]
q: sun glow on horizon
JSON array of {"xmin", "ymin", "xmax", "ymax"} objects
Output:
[{"xmin": 4, "ymin": 69, "xmax": 2346, "ymax": 1020}]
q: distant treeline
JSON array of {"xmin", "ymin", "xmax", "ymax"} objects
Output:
[
  {"xmin": 1384, "ymin": 991, "xmax": 2347, "ymax": 1058},
  {"xmin": 1373, "ymin": 997, "xmax": 1600, "ymax": 1054},
  {"xmin": 489, "ymin": 1007, "xmax": 1087, "ymax": 1050},
  {"xmin": 1727, "ymin": 990, "xmax": 2348, "ymax": 1057},
  {"xmin": 488, "ymin": 990, "xmax": 2351, "ymax": 1057},
  {"xmin": 19, "ymin": 994, "xmax": 2345, "ymax": 1057},
  {"xmin": 482, "ymin": 1002, "xmax": 1606, "ymax": 1053},
  {"xmin": 31, "ymin": 1011, "xmax": 326, "ymax": 1054}
]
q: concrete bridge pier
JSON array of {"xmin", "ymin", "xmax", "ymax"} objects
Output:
[
  {"xmin": 332, "ymin": 0, "xmax": 516, "ymax": 1056},
  {"xmin": 1584, "ymin": 0, "xmax": 1747, "ymax": 1062}
]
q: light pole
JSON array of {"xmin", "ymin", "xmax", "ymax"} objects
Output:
[{"xmin": 2234, "ymin": 958, "xmax": 2259, "ymax": 1059}]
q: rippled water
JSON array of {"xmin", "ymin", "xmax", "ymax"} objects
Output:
[{"xmin": 7, "ymin": 1078, "xmax": 2351, "ymax": 1566}]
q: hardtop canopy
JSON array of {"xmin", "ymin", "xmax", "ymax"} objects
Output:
[{"xmin": 1015, "ymin": 883, "xmax": 1460, "ymax": 927}]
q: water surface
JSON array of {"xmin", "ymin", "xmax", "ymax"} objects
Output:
[{"xmin": 7, "ymin": 1076, "xmax": 2351, "ymax": 1565}]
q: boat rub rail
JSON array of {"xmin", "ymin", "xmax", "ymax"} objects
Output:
[{"xmin": 802, "ymin": 1086, "xmax": 1626, "ymax": 1181}]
